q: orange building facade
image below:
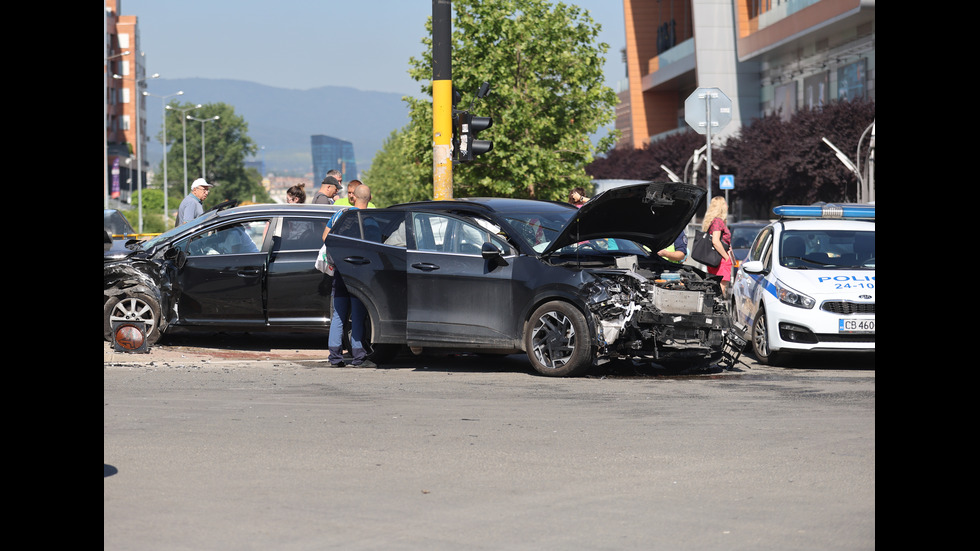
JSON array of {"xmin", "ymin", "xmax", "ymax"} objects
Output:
[
  {"xmin": 618, "ymin": 0, "xmax": 874, "ymax": 149},
  {"xmin": 104, "ymin": 0, "xmax": 151, "ymax": 205}
]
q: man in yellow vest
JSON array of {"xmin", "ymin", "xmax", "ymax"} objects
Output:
[{"xmin": 657, "ymin": 233, "xmax": 688, "ymax": 264}]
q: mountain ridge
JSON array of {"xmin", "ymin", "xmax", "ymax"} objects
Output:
[{"xmin": 143, "ymin": 78, "xmax": 414, "ymax": 177}]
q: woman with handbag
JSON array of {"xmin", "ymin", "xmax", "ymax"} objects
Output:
[{"xmin": 702, "ymin": 196, "xmax": 733, "ymax": 297}]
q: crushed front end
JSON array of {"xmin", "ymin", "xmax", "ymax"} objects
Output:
[{"xmin": 583, "ymin": 264, "xmax": 731, "ymax": 366}]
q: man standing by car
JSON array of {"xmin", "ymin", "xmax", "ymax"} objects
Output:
[
  {"xmin": 333, "ymin": 179, "xmax": 377, "ymax": 208},
  {"xmin": 176, "ymin": 178, "xmax": 213, "ymax": 225},
  {"xmin": 324, "ymin": 184, "xmax": 377, "ymax": 368},
  {"xmin": 658, "ymin": 232, "xmax": 689, "ymax": 264},
  {"xmin": 312, "ymin": 170, "xmax": 341, "ymax": 205}
]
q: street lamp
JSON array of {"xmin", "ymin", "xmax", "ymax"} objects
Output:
[
  {"xmin": 661, "ymin": 164, "xmax": 682, "ymax": 183},
  {"xmin": 167, "ymin": 103, "xmax": 202, "ymax": 196},
  {"xmin": 821, "ymin": 137, "xmax": 862, "ymax": 203},
  {"xmin": 113, "ymin": 68, "xmax": 159, "ymax": 233},
  {"xmin": 143, "ymin": 89, "xmax": 183, "ymax": 224},
  {"xmin": 187, "ymin": 115, "xmax": 220, "ymax": 180},
  {"xmin": 855, "ymin": 121, "xmax": 875, "ymax": 204}
]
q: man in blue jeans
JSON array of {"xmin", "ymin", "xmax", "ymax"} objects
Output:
[{"xmin": 323, "ymin": 184, "xmax": 376, "ymax": 368}]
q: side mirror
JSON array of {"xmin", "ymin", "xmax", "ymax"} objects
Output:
[
  {"xmin": 741, "ymin": 260, "xmax": 765, "ymax": 274},
  {"xmin": 164, "ymin": 247, "xmax": 187, "ymax": 269},
  {"xmin": 481, "ymin": 242, "xmax": 508, "ymax": 267}
]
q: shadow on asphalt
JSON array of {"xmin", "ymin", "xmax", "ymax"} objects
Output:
[
  {"xmin": 156, "ymin": 331, "xmax": 874, "ymax": 378},
  {"xmin": 161, "ymin": 330, "xmax": 330, "ymax": 352}
]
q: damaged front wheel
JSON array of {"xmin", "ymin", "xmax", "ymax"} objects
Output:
[
  {"xmin": 524, "ymin": 301, "xmax": 591, "ymax": 377},
  {"xmin": 104, "ymin": 292, "xmax": 162, "ymax": 345}
]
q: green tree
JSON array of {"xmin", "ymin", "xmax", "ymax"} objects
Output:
[
  {"xmin": 586, "ymin": 130, "xmax": 707, "ymax": 183},
  {"xmin": 364, "ymin": 127, "xmax": 433, "ymax": 207},
  {"xmin": 153, "ymin": 102, "xmax": 270, "ymax": 212},
  {"xmin": 718, "ymin": 99, "xmax": 875, "ymax": 213},
  {"xmin": 369, "ymin": 0, "xmax": 618, "ymax": 201},
  {"xmin": 121, "ymin": 189, "xmax": 169, "ymax": 234}
]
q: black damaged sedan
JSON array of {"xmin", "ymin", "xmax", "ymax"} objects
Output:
[
  {"xmin": 324, "ymin": 182, "xmax": 731, "ymax": 376},
  {"xmin": 104, "ymin": 203, "xmax": 343, "ymax": 345}
]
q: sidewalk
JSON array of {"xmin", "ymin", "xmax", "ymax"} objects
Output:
[{"xmin": 103, "ymin": 333, "xmax": 332, "ymax": 368}]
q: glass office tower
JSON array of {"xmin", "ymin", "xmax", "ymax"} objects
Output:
[{"xmin": 311, "ymin": 135, "xmax": 357, "ymax": 186}]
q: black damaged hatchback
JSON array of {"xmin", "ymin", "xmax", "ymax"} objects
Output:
[
  {"xmin": 104, "ymin": 203, "xmax": 344, "ymax": 346},
  {"xmin": 324, "ymin": 182, "xmax": 731, "ymax": 377}
]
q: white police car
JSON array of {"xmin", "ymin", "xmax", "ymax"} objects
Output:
[{"xmin": 730, "ymin": 204, "xmax": 874, "ymax": 365}]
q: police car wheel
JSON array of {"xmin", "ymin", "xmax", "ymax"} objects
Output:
[{"xmin": 751, "ymin": 309, "xmax": 781, "ymax": 366}]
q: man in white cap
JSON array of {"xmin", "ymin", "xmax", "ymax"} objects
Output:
[{"xmin": 176, "ymin": 178, "xmax": 213, "ymax": 225}]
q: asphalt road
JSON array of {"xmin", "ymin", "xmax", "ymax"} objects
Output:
[{"xmin": 104, "ymin": 336, "xmax": 875, "ymax": 550}]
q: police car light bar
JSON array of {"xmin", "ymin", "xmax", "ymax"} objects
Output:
[{"xmin": 773, "ymin": 204, "xmax": 875, "ymax": 220}]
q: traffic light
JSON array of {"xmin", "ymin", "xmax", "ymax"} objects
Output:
[
  {"xmin": 454, "ymin": 82, "xmax": 493, "ymax": 163},
  {"xmin": 459, "ymin": 112, "xmax": 493, "ymax": 162}
]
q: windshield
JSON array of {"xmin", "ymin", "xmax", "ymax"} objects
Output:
[
  {"xmin": 139, "ymin": 212, "xmax": 216, "ymax": 251},
  {"xmin": 779, "ymin": 229, "xmax": 874, "ymax": 269},
  {"xmin": 501, "ymin": 211, "xmax": 648, "ymax": 256}
]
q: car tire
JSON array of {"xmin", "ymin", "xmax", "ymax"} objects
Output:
[
  {"xmin": 104, "ymin": 292, "xmax": 162, "ymax": 345},
  {"xmin": 751, "ymin": 308, "xmax": 781, "ymax": 366},
  {"xmin": 524, "ymin": 301, "xmax": 592, "ymax": 377}
]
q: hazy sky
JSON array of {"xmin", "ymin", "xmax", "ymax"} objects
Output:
[{"xmin": 118, "ymin": 0, "xmax": 627, "ymax": 95}]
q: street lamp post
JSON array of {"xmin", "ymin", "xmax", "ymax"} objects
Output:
[
  {"xmin": 114, "ymin": 67, "xmax": 159, "ymax": 233},
  {"xmin": 168, "ymin": 104, "xmax": 202, "ymax": 196},
  {"xmin": 187, "ymin": 115, "xmax": 220, "ymax": 180},
  {"xmin": 855, "ymin": 121, "xmax": 875, "ymax": 204},
  {"xmin": 821, "ymin": 137, "xmax": 863, "ymax": 203},
  {"xmin": 143, "ymin": 90, "xmax": 184, "ymax": 224}
]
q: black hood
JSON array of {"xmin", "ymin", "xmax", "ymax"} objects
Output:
[{"xmin": 544, "ymin": 182, "xmax": 705, "ymax": 255}]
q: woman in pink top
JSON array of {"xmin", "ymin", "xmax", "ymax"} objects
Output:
[{"xmin": 702, "ymin": 196, "xmax": 733, "ymax": 296}]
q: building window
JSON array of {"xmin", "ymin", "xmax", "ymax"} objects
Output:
[
  {"xmin": 119, "ymin": 33, "xmax": 130, "ymax": 49},
  {"xmin": 122, "ymin": 115, "xmax": 131, "ymax": 131}
]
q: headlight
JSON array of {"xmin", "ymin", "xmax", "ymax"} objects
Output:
[{"xmin": 775, "ymin": 279, "xmax": 815, "ymax": 309}]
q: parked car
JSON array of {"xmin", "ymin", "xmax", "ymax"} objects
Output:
[
  {"xmin": 104, "ymin": 203, "xmax": 344, "ymax": 345},
  {"xmin": 730, "ymin": 204, "xmax": 875, "ymax": 365},
  {"xmin": 323, "ymin": 182, "xmax": 733, "ymax": 377},
  {"xmin": 728, "ymin": 220, "xmax": 768, "ymax": 279}
]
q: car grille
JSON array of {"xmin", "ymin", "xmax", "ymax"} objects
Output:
[{"xmin": 822, "ymin": 301, "xmax": 875, "ymax": 315}]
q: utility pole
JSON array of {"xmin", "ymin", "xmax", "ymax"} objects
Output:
[{"xmin": 432, "ymin": 0, "xmax": 453, "ymax": 200}]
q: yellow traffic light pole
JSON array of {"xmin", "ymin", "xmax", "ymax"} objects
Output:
[{"xmin": 432, "ymin": 0, "xmax": 453, "ymax": 200}]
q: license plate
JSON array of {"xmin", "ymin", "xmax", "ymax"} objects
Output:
[{"xmin": 839, "ymin": 319, "xmax": 874, "ymax": 333}]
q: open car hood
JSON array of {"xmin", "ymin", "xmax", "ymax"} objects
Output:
[{"xmin": 543, "ymin": 182, "xmax": 706, "ymax": 255}]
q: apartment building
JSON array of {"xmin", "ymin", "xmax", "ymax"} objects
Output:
[
  {"xmin": 105, "ymin": 0, "xmax": 151, "ymax": 204},
  {"xmin": 618, "ymin": 0, "xmax": 875, "ymax": 148}
]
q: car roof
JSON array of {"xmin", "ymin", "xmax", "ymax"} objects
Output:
[
  {"xmin": 778, "ymin": 218, "xmax": 875, "ymax": 231},
  {"xmin": 768, "ymin": 203, "xmax": 875, "ymax": 233},
  {"xmin": 390, "ymin": 197, "xmax": 575, "ymax": 215},
  {"xmin": 214, "ymin": 203, "xmax": 342, "ymax": 217},
  {"xmin": 391, "ymin": 183, "xmax": 705, "ymax": 253},
  {"xmin": 137, "ymin": 202, "xmax": 343, "ymax": 254}
]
